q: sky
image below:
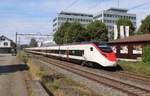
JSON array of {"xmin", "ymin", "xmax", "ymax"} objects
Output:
[{"xmin": 0, "ymin": 0, "xmax": 150, "ymax": 43}]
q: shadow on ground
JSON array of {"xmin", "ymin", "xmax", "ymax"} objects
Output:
[
  {"xmin": 0, "ymin": 64, "xmax": 29, "ymax": 74},
  {"xmin": 0, "ymin": 60, "xmax": 6, "ymax": 61},
  {"xmin": 81, "ymin": 63, "xmax": 123, "ymax": 72},
  {"xmin": 88, "ymin": 64, "xmax": 123, "ymax": 72},
  {"xmin": 0, "ymin": 55, "xmax": 5, "ymax": 57}
]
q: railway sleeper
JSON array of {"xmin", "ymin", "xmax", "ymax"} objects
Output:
[
  {"xmin": 140, "ymin": 93, "xmax": 150, "ymax": 96},
  {"xmin": 33, "ymin": 55, "xmax": 150, "ymax": 96}
]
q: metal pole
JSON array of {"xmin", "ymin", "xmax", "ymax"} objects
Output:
[
  {"xmin": 15, "ymin": 32, "xmax": 17, "ymax": 45},
  {"xmin": 118, "ymin": 0, "xmax": 119, "ymax": 8}
]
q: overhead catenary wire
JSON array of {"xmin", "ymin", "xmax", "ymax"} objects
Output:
[
  {"xmin": 63, "ymin": 0, "xmax": 80, "ymax": 11},
  {"xmin": 129, "ymin": 0, "xmax": 150, "ymax": 10},
  {"xmin": 85, "ymin": 0, "xmax": 104, "ymax": 14}
]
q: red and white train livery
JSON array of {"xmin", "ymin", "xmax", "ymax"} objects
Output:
[{"xmin": 25, "ymin": 42, "xmax": 117, "ymax": 67}]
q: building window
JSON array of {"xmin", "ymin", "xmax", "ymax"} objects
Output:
[
  {"xmin": 53, "ymin": 18, "xmax": 57, "ymax": 22},
  {"xmin": 59, "ymin": 50, "xmax": 66, "ymax": 54},
  {"xmin": 0, "ymin": 37, "xmax": 5, "ymax": 41},
  {"xmin": 98, "ymin": 14, "xmax": 102, "ymax": 18},
  {"xmin": 4, "ymin": 42, "xmax": 8, "ymax": 46}
]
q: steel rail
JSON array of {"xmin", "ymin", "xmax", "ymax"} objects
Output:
[{"xmin": 33, "ymin": 55, "xmax": 150, "ymax": 96}]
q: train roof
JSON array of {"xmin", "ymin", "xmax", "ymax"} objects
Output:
[
  {"xmin": 25, "ymin": 42, "xmax": 108, "ymax": 49},
  {"xmin": 60, "ymin": 41, "xmax": 107, "ymax": 46}
]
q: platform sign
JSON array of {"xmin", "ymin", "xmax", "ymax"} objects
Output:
[
  {"xmin": 120, "ymin": 45, "xmax": 128, "ymax": 54},
  {"xmin": 133, "ymin": 45, "xmax": 142, "ymax": 54}
]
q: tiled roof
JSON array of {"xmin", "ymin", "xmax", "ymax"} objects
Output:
[
  {"xmin": 0, "ymin": 35, "xmax": 12, "ymax": 41},
  {"xmin": 0, "ymin": 35, "xmax": 16, "ymax": 44},
  {"xmin": 109, "ymin": 34, "xmax": 150, "ymax": 43}
]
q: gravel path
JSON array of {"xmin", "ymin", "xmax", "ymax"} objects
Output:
[{"xmin": 0, "ymin": 54, "xmax": 28, "ymax": 96}]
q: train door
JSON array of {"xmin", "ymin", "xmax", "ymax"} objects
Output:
[
  {"xmin": 85, "ymin": 46, "xmax": 93, "ymax": 60},
  {"xmin": 66, "ymin": 47, "xmax": 70, "ymax": 61},
  {"xmin": 58, "ymin": 46, "xmax": 61, "ymax": 59},
  {"xmin": 82, "ymin": 46, "xmax": 93, "ymax": 66}
]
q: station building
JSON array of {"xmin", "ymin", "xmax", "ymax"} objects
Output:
[
  {"xmin": 108, "ymin": 34, "xmax": 150, "ymax": 60},
  {"xmin": 94, "ymin": 8, "xmax": 136, "ymax": 38},
  {"xmin": 52, "ymin": 11, "xmax": 93, "ymax": 33},
  {"xmin": 0, "ymin": 35, "xmax": 16, "ymax": 53}
]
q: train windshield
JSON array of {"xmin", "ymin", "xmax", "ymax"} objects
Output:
[{"xmin": 98, "ymin": 44, "xmax": 113, "ymax": 53}]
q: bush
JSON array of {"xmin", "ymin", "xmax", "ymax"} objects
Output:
[
  {"xmin": 143, "ymin": 45, "xmax": 150, "ymax": 63},
  {"xmin": 22, "ymin": 54, "xmax": 30, "ymax": 64}
]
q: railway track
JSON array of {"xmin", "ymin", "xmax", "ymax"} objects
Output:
[
  {"xmin": 116, "ymin": 72, "xmax": 150, "ymax": 83},
  {"xmin": 88, "ymin": 68, "xmax": 150, "ymax": 86},
  {"xmin": 32, "ymin": 54, "xmax": 150, "ymax": 96}
]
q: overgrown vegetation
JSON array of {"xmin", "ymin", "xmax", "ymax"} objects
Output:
[
  {"xmin": 142, "ymin": 45, "xmax": 150, "ymax": 63},
  {"xmin": 21, "ymin": 53, "xmax": 30, "ymax": 64},
  {"xmin": 21, "ymin": 53, "xmax": 99, "ymax": 96},
  {"xmin": 119, "ymin": 61, "xmax": 150, "ymax": 76},
  {"xmin": 53, "ymin": 21, "xmax": 108, "ymax": 44},
  {"xmin": 42, "ymin": 73, "xmax": 98, "ymax": 96}
]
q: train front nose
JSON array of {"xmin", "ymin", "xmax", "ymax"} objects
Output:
[
  {"xmin": 101, "ymin": 59, "xmax": 117, "ymax": 67},
  {"xmin": 108, "ymin": 61, "xmax": 117, "ymax": 67},
  {"xmin": 102, "ymin": 53, "xmax": 117, "ymax": 67},
  {"xmin": 106, "ymin": 53, "xmax": 117, "ymax": 67}
]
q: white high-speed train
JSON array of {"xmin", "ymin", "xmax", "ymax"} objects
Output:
[{"xmin": 25, "ymin": 42, "xmax": 117, "ymax": 67}]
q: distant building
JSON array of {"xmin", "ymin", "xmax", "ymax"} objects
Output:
[
  {"xmin": 39, "ymin": 40, "xmax": 56, "ymax": 47},
  {"xmin": 53, "ymin": 11, "xmax": 93, "ymax": 33},
  {"xmin": 0, "ymin": 35, "xmax": 16, "ymax": 53},
  {"xmin": 94, "ymin": 8, "xmax": 136, "ymax": 39}
]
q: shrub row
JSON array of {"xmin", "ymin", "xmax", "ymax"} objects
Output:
[{"xmin": 143, "ymin": 45, "xmax": 150, "ymax": 64}]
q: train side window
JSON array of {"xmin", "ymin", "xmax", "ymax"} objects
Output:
[
  {"xmin": 90, "ymin": 47, "xmax": 93, "ymax": 51},
  {"xmin": 69, "ymin": 50, "xmax": 84, "ymax": 56},
  {"xmin": 60, "ymin": 50, "xmax": 66, "ymax": 54}
]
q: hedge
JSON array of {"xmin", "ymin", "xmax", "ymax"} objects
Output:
[{"xmin": 143, "ymin": 45, "xmax": 150, "ymax": 63}]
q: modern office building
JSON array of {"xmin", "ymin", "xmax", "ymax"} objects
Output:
[
  {"xmin": 53, "ymin": 11, "xmax": 93, "ymax": 33},
  {"xmin": 94, "ymin": 8, "xmax": 136, "ymax": 38}
]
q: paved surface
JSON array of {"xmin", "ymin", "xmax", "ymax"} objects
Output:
[
  {"xmin": 0, "ymin": 54, "xmax": 28, "ymax": 96},
  {"xmin": 30, "ymin": 80, "xmax": 49, "ymax": 96}
]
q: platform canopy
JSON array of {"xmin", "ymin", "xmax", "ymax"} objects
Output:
[{"xmin": 109, "ymin": 34, "xmax": 150, "ymax": 44}]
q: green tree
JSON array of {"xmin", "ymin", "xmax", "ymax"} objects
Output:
[
  {"xmin": 116, "ymin": 18, "xmax": 135, "ymax": 36},
  {"xmin": 53, "ymin": 22, "xmax": 86, "ymax": 44},
  {"xmin": 137, "ymin": 15, "xmax": 150, "ymax": 34},
  {"xmin": 29, "ymin": 38, "xmax": 38, "ymax": 47},
  {"xmin": 53, "ymin": 22, "xmax": 70, "ymax": 44},
  {"xmin": 54, "ymin": 21, "xmax": 109, "ymax": 44},
  {"xmin": 86, "ymin": 20, "xmax": 108, "ymax": 42},
  {"xmin": 64, "ymin": 22, "xmax": 86, "ymax": 43}
]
